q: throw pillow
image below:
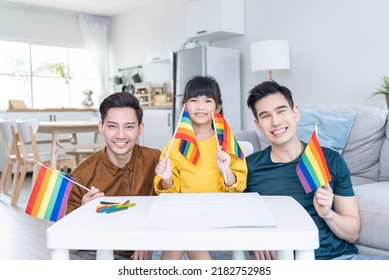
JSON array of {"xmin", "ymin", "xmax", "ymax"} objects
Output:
[{"xmin": 298, "ymin": 108, "xmax": 356, "ymax": 154}]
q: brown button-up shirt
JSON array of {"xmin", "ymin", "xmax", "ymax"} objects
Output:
[{"xmin": 66, "ymin": 144, "xmax": 161, "ymax": 215}]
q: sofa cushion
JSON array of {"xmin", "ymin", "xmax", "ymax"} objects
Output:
[
  {"xmin": 297, "ymin": 108, "xmax": 356, "ymax": 154},
  {"xmin": 351, "ymin": 176, "xmax": 377, "ymax": 186},
  {"xmin": 341, "ymin": 107, "xmax": 387, "ymax": 181},
  {"xmin": 252, "ymin": 106, "xmax": 359, "ymax": 153},
  {"xmin": 353, "ymin": 182, "xmax": 389, "ymax": 252},
  {"xmin": 300, "ymin": 105, "xmax": 387, "ymax": 181}
]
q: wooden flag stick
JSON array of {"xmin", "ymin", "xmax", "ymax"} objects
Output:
[
  {"xmin": 165, "ymin": 105, "xmax": 186, "ymax": 160},
  {"xmin": 314, "ymin": 122, "xmax": 319, "ymax": 138},
  {"xmin": 35, "ymin": 161, "xmax": 90, "ymax": 191},
  {"xmin": 212, "ymin": 112, "xmax": 228, "ymax": 184}
]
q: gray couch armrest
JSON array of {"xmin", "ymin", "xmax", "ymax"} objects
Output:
[{"xmin": 234, "ymin": 130, "xmax": 261, "ymax": 152}]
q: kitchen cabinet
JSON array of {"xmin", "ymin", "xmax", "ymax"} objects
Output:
[
  {"xmin": 185, "ymin": 0, "xmax": 245, "ymax": 41},
  {"xmin": 140, "ymin": 109, "xmax": 172, "ymax": 150},
  {"xmin": 147, "ymin": 5, "xmax": 186, "ymax": 63},
  {"xmin": 134, "ymin": 83, "xmax": 165, "ymax": 107},
  {"xmin": 147, "ymin": 14, "xmax": 168, "ymax": 63}
]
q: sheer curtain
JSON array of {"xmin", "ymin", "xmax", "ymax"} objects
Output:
[{"xmin": 79, "ymin": 14, "xmax": 111, "ymax": 104}]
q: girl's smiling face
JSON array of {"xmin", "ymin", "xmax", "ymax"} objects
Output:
[{"xmin": 185, "ymin": 95, "xmax": 221, "ymax": 126}]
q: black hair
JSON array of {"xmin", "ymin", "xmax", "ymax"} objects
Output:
[
  {"xmin": 99, "ymin": 92, "xmax": 143, "ymax": 124},
  {"xmin": 247, "ymin": 80, "xmax": 294, "ymax": 119},
  {"xmin": 182, "ymin": 75, "xmax": 223, "ymax": 114}
]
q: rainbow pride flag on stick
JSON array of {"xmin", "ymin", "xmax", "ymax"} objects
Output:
[
  {"xmin": 296, "ymin": 131, "xmax": 332, "ymax": 193},
  {"xmin": 166, "ymin": 106, "xmax": 200, "ymax": 165},
  {"xmin": 212, "ymin": 112, "xmax": 244, "ymax": 160},
  {"xmin": 25, "ymin": 162, "xmax": 89, "ymax": 222}
]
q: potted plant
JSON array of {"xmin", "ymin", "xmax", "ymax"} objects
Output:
[
  {"xmin": 371, "ymin": 76, "xmax": 389, "ymax": 109},
  {"xmin": 113, "ymin": 75, "xmax": 122, "ymax": 85}
]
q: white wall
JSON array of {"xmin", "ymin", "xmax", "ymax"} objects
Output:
[
  {"xmin": 110, "ymin": 0, "xmax": 389, "ymax": 130},
  {"xmin": 217, "ymin": 0, "xmax": 389, "ymax": 129},
  {"xmin": 109, "ymin": 0, "xmax": 188, "ymax": 92},
  {"xmin": 2, "ymin": 0, "xmax": 389, "ymax": 131}
]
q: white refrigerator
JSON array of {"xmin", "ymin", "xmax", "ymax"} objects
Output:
[{"xmin": 171, "ymin": 46, "xmax": 241, "ymax": 133}]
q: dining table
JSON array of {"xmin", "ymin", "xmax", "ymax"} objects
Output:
[
  {"xmin": 46, "ymin": 194, "xmax": 319, "ymax": 260},
  {"xmin": 38, "ymin": 120, "xmax": 105, "ymax": 167}
]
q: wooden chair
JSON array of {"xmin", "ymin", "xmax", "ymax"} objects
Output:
[
  {"xmin": 66, "ymin": 132, "xmax": 99, "ymax": 164},
  {"xmin": 11, "ymin": 119, "xmax": 77, "ymax": 206},
  {"xmin": 66, "ymin": 116, "xmax": 102, "ymax": 165},
  {"xmin": 0, "ymin": 119, "xmax": 21, "ymax": 197}
]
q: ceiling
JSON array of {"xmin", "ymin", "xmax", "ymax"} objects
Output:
[{"xmin": 0, "ymin": 0, "xmax": 160, "ymax": 16}]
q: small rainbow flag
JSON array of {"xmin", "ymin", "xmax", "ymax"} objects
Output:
[
  {"xmin": 25, "ymin": 164, "xmax": 73, "ymax": 222},
  {"xmin": 175, "ymin": 108, "xmax": 200, "ymax": 165},
  {"xmin": 213, "ymin": 112, "xmax": 244, "ymax": 160},
  {"xmin": 296, "ymin": 131, "xmax": 332, "ymax": 193}
]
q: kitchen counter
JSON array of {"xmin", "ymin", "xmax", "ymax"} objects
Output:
[
  {"xmin": 5, "ymin": 108, "xmax": 97, "ymax": 112},
  {"xmin": 2, "ymin": 107, "xmax": 171, "ymax": 113}
]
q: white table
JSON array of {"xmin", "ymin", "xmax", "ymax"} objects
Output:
[{"xmin": 46, "ymin": 195, "xmax": 319, "ymax": 260}]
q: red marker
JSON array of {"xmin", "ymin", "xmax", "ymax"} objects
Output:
[{"xmin": 121, "ymin": 200, "xmax": 130, "ymax": 206}]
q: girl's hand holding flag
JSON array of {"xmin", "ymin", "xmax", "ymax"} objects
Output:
[
  {"xmin": 155, "ymin": 157, "xmax": 173, "ymax": 190},
  {"xmin": 216, "ymin": 148, "xmax": 234, "ymax": 187}
]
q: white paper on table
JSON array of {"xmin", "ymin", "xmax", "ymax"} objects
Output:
[{"xmin": 144, "ymin": 192, "xmax": 277, "ymax": 229}]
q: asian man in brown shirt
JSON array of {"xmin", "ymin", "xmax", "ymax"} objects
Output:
[{"xmin": 66, "ymin": 92, "xmax": 161, "ymax": 260}]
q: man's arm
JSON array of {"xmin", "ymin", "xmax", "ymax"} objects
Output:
[{"xmin": 314, "ymin": 185, "xmax": 361, "ymax": 243}]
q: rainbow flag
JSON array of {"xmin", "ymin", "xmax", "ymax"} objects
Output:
[
  {"xmin": 175, "ymin": 108, "xmax": 200, "ymax": 165},
  {"xmin": 296, "ymin": 131, "xmax": 332, "ymax": 193},
  {"xmin": 213, "ymin": 112, "xmax": 244, "ymax": 160},
  {"xmin": 25, "ymin": 165, "xmax": 73, "ymax": 222}
]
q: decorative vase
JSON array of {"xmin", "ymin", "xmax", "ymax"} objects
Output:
[{"xmin": 81, "ymin": 90, "xmax": 94, "ymax": 107}]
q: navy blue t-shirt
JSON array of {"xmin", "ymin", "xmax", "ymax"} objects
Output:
[{"xmin": 245, "ymin": 143, "xmax": 358, "ymax": 260}]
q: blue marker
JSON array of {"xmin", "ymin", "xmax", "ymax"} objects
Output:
[{"xmin": 100, "ymin": 201, "xmax": 118, "ymax": 205}]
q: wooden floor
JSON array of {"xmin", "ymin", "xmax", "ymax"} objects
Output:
[
  {"xmin": 0, "ymin": 173, "xmax": 233, "ymax": 260},
  {"xmin": 0, "ymin": 173, "xmax": 53, "ymax": 260}
]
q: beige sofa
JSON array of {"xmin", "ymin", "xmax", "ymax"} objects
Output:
[{"xmin": 236, "ymin": 105, "xmax": 389, "ymax": 257}]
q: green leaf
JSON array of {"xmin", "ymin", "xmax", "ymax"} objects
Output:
[{"xmin": 370, "ymin": 76, "xmax": 389, "ymax": 98}]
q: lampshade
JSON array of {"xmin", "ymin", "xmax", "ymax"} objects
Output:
[{"xmin": 250, "ymin": 40, "xmax": 290, "ymax": 80}]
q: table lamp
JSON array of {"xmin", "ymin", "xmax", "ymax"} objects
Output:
[{"xmin": 250, "ymin": 40, "xmax": 290, "ymax": 80}]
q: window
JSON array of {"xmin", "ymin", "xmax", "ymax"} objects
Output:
[{"xmin": 0, "ymin": 40, "xmax": 100, "ymax": 109}]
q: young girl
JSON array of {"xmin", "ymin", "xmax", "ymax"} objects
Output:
[{"xmin": 154, "ymin": 75, "xmax": 247, "ymax": 260}]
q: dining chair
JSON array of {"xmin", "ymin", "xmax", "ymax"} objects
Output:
[
  {"xmin": 0, "ymin": 119, "xmax": 21, "ymax": 197},
  {"xmin": 66, "ymin": 116, "xmax": 103, "ymax": 164},
  {"xmin": 11, "ymin": 119, "xmax": 77, "ymax": 206}
]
